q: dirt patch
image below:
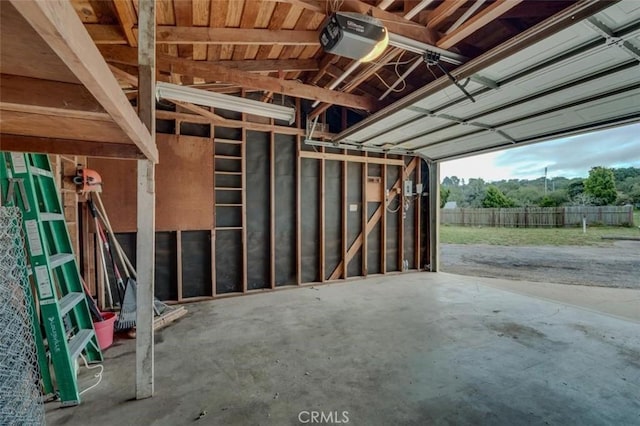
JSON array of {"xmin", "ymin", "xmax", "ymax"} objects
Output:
[{"xmin": 441, "ymin": 240, "xmax": 640, "ymax": 289}]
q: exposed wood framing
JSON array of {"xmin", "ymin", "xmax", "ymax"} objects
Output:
[
  {"xmin": 156, "ymin": 110, "xmax": 335, "ymax": 139},
  {"xmin": 426, "ymin": 0, "xmax": 467, "ymax": 29},
  {"xmin": 176, "ymin": 230, "xmax": 183, "ymax": 301},
  {"xmin": 427, "ymin": 160, "xmax": 439, "ymax": 271},
  {"xmin": 135, "ymin": 0, "xmax": 155, "ymax": 400},
  {"xmin": 415, "ymin": 159, "xmax": 422, "ymax": 270},
  {"xmin": 152, "ymin": 27, "xmax": 320, "ymax": 45},
  {"xmin": 342, "ymin": 158, "xmax": 348, "ymax": 279},
  {"xmin": 296, "ymin": 133, "xmax": 302, "ymax": 285},
  {"xmin": 437, "ymin": 0, "xmax": 524, "ymax": 49},
  {"xmin": 158, "ymin": 54, "xmax": 378, "ymax": 111},
  {"xmin": 319, "ymin": 149, "xmax": 326, "ymax": 281},
  {"xmin": 381, "ymin": 161, "xmax": 387, "ymax": 274},
  {"xmin": 300, "ymin": 151, "xmax": 404, "ymax": 166},
  {"xmin": 241, "ymin": 126, "xmax": 248, "ymax": 293},
  {"xmin": 211, "ymin": 229, "xmax": 216, "ymax": 296},
  {"xmin": 362, "ymin": 160, "xmax": 368, "ymax": 276},
  {"xmin": 270, "ymin": 131, "xmax": 276, "ymax": 289},
  {"xmin": 328, "ymin": 157, "xmax": 419, "ymax": 280},
  {"xmin": 111, "ymin": 0, "xmax": 137, "ymax": 46},
  {"xmin": 8, "ymin": 0, "xmax": 157, "ymax": 162},
  {"xmin": 100, "ymin": 45, "xmax": 320, "ymax": 72},
  {"xmin": 0, "ymin": 134, "xmax": 144, "ymax": 159}
]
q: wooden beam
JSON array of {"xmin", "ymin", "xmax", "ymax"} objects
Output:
[
  {"xmin": 426, "ymin": 0, "xmax": 467, "ymax": 29},
  {"xmin": 381, "ymin": 161, "xmax": 387, "ymax": 274},
  {"xmin": 0, "ymin": 134, "xmax": 143, "ymax": 159},
  {"xmin": 100, "ymin": 46, "xmax": 320, "ymax": 72},
  {"xmin": 176, "ymin": 230, "xmax": 183, "ymax": 301},
  {"xmin": 299, "ymin": 151, "xmax": 405, "ymax": 166},
  {"xmin": 437, "ymin": 0, "xmax": 524, "ymax": 49},
  {"xmin": 362, "ymin": 161, "xmax": 368, "ymax": 276},
  {"xmin": 319, "ymin": 152, "xmax": 326, "ymax": 281},
  {"xmin": 155, "ymin": 27, "xmax": 320, "ymax": 45},
  {"xmin": 111, "ymin": 0, "xmax": 137, "ymax": 46},
  {"xmin": 9, "ymin": 0, "xmax": 157, "ymax": 162},
  {"xmin": 85, "ymin": 24, "xmax": 128, "ymax": 44},
  {"xmin": 0, "ymin": 109, "xmax": 133, "ymax": 144},
  {"xmin": 427, "ymin": 160, "xmax": 439, "ymax": 271},
  {"xmin": 296, "ymin": 133, "xmax": 302, "ymax": 285},
  {"xmin": 270, "ymin": 131, "xmax": 276, "ymax": 289},
  {"xmin": 109, "ymin": 64, "xmax": 139, "ymax": 87},
  {"xmin": 135, "ymin": 0, "xmax": 155, "ymax": 401},
  {"xmin": 415, "ymin": 158, "xmax": 422, "ymax": 269},
  {"xmin": 156, "ymin": 110, "xmax": 335, "ymax": 139},
  {"xmin": 158, "ymin": 55, "xmax": 377, "ymax": 110},
  {"xmin": 0, "ymin": 74, "xmax": 107, "ymax": 114}
]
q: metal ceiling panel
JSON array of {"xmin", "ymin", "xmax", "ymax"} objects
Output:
[{"xmin": 334, "ymin": 1, "xmax": 640, "ymax": 161}]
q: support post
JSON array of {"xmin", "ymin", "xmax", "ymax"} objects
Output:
[
  {"xmin": 427, "ymin": 160, "xmax": 439, "ymax": 272},
  {"xmin": 136, "ymin": 0, "xmax": 155, "ymax": 400}
]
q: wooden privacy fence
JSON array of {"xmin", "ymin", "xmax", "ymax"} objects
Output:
[{"xmin": 441, "ymin": 206, "xmax": 634, "ymax": 227}]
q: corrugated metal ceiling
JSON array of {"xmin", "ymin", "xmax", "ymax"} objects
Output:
[{"xmin": 333, "ymin": 0, "xmax": 640, "ymax": 161}]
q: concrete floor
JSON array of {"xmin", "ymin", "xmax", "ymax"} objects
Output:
[{"xmin": 47, "ymin": 273, "xmax": 640, "ymax": 425}]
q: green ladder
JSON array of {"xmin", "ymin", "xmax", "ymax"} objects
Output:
[{"xmin": 0, "ymin": 152, "xmax": 103, "ymax": 406}]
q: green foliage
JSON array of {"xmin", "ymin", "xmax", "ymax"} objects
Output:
[
  {"xmin": 440, "ymin": 186, "xmax": 451, "ymax": 208},
  {"xmin": 442, "ymin": 166, "xmax": 639, "ymax": 208},
  {"xmin": 482, "ymin": 186, "xmax": 515, "ymax": 208},
  {"xmin": 584, "ymin": 166, "xmax": 617, "ymax": 205},
  {"xmin": 567, "ymin": 180, "xmax": 585, "ymax": 199}
]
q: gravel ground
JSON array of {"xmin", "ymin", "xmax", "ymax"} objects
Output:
[{"xmin": 441, "ymin": 240, "xmax": 640, "ymax": 289}]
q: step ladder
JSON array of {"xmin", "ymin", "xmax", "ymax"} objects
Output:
[{"xmin": 0, "ymin": 152, "xmax": 103, "ymax": 406}]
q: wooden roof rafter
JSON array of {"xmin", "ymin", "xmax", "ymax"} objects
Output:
[{"xmin": 0, "ymin": 0, "xmax": 157, "ymax": 162}]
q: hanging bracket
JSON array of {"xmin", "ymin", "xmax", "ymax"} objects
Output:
[{"xmin": 424, "ymin": 51, "xmax": 476, "ymax": 103}]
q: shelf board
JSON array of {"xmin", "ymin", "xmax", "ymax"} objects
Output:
[
  {"xmin": 215, "ymin": 187, "xmax": 242, "ymax": 191},
  {"xmin": 216, "ymin": 226, "xmax": 243, "ymax": 230},
  {"xmin": 215, "ymin": 138, "xmax": 243, "ymax": 145},
  {"xmin": 216, "ymin": 203, "xmax": 243, "ymax": 207},
  {"xmin": 215, "ymin": 155, "xmax": 242, "ymax": 160},
  {"xmin": 215, "ymin": 171, "xmax": 242, "ymax": 175}
]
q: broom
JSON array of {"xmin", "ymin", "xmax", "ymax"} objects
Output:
[{"xmin": 93, "ymin": 193, "xmax": 137, "ymax": 330}]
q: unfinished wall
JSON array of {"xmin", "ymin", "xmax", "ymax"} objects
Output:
[{"xmin": 89, "ymin": 110, "xmax": 426, "ymax": 302}]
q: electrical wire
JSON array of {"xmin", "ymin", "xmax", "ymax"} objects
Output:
[
  {"xmin": 78, "ymin": 354, "xmax": 104, "ymax": 396},
  {"xmin": 373, "ymin": 72, "xmax": 406, "ymax": 93}
]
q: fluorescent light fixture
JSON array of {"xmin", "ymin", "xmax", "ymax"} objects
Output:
[{"xmin": 156, "ymin": 82, "xmax": 296, "ymax": 124}]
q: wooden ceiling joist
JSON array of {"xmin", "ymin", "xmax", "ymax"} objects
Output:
[
  {"xmin": 0, "ymin": 134, "xmax": 144, "ymax": 159},
  {"xmin": 88, "ymin": 26, "xmax": 322, "ymax": 46},
  {"xmin": 437, "ymin": 0, "xmax": 524, "ymax": 49},
  {"xmin": 6, "ymin": 0, "xmax": 157, "ymax": 162},
  {"xmin": 111, "ymin": 0, "xmax": 137, "ymax": 47},
  {"xmin": 427, "ymin": 0, "xmax": 467, "ymax": 29},
  {"xmin": 159, "ymin": 54, "xmax": 378, "ymax": 111}
]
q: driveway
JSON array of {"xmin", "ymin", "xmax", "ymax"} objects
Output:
[{"xmin": 441, "ymin": 241, "xmax": 640, "ymax": 289}]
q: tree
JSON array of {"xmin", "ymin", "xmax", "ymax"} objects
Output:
[
  {"xmin": 465, "ymin": 178, "xmax": 486, "ymax": 207},
  {"xmin": 584, "ymin": 166, "xmax": 617, "ymax": 205},
  {"xmin": 440, "ymin": 186, "xmax": 451, "ymax": 208},
  {"xmin": 567, "ymin": 180, "xmax": 585, "ymax": 199},
  {"xmin": 482, "ymin": 186, "xmax": 515, "ymax": 208}
]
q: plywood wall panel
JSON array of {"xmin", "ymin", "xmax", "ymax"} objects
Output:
[{"xmin": 156, "ymin": 134, "xmax": 214, "ymax": 231}]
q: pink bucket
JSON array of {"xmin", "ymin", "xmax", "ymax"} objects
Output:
[{"xmin": 94, "ymin": 312, "xmax": 117, "ymax": 350}]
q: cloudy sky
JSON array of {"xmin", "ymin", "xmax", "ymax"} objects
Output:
[{"xmin": 441, "ymin": 123, "xmax": 640, "ymax": 182}]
